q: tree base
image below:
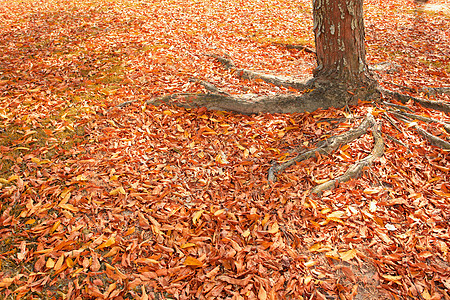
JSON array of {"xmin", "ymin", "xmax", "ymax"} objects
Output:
[{"xmin": 151, "ymin": 79, "xmax": 380, "ymax": 114}]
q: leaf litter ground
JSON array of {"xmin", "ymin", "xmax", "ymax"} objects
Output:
[{"xmin": 0, "ymin": 0, "xmax": 449, "ymax": 299}]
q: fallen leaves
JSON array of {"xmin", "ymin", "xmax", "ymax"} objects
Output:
[{"xmin": 0, "ymin": 0, "xmax": 449, "ymax": 299}]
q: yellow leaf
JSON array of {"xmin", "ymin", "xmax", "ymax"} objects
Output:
[
  {"xmin": 124, "ymin": 226, "xmax": 135, "ymax": 237},
  {"xmin": 34, "ymin": 248, "xmax": 54, "ymax": 255},
  {"xmin": 59, "ymin": 203, "xmax": 79, "ymax": 212},
  {"xmin": 304, "ymin": 260, "xmax": 316, "ymax": 267},
  {"xmin": 0, "ymin": 178, "xmax": 8, "ymax": 184},
  {"xmin": 192, "ymin": 210, "xmax": 204, "ymax": 225},
  {"xmin": 314, "ymin": 178, "xmax": 329, "ymax": 184},
  {"xmin": 54, "ymin": 255, "xmax": 65, "ymax": 271},
  {"xmin": 381, "ymin": 274, "xmax": 402, "ymax": 284},
  {"xmin": 242, "ymin": 229, "xmax": 250, "ymax": 238},
  {"xmin": 214, "ymin": 209, "xmax": 225, "ymax": 216},
  {"xmin": 60, "ymin": 187, "xmax": 72, "ymax": 199},
  {"xmin": 339, "ymin": 249, "xmax": 357, "ymax": 262},
  {"xmin": 109, "ymin": 175, "xmax": 119, "ymax": 181},
  {"xmin": 320, "ymin": 208, "xmax": 331, "ymax": 214},
  {"xmin": 31, "ymin": 157, "xmax": 40, "ymax": 163},
  {"xmin": 136, "ymin": 258, "xmax": 160, "ymax": 265},
  {"xmin": 183, "ymin": 256, "xmax": 203, "ymax": 267},
  {"xmin": 66, "ymin": 257, "xmax": 75, "ymax": 268},
  {"xmin": 327, "ymin": 217, "xmax": 345, "ymax": 224},
  {"xmin": 267, "ymin": 221, "xmax": 279, "ymax": 234},
  {"xmin": 181, "ymin": 242, "xmax": 196, "ymax": 249},
  {"xmin": 327, "ymin": 211, "xmax": 345, "ymax": 219},
  {"xmin": 50, "ymin": 220, "xmax": 61, "ymax": 234},
  {"xmin": 163, "ymin": 110, "xmax": 172, "ymax": 116},
  {"xmin": 8, "ymin": 175, "xmax": 19, "ymax": 182},
  {"xmin": 0, "ymin": 277, "xmax": 14, "ymax": 288},
  {"xmin": 46, "ymin": 257, "xmax": 55, "ymax": 269},
  {"xmin": 96, "ymin": 236, "xmax": 116, "ymax": 250},
  {"xmin": 261, "ymin": 214, "xmax": 270, "ymax": 227},
  {"xmin": 75, "ymin": 174, "xmax": 88, "ymax": 181},
  {"xmin": 325, "ymin": 249, "xmax": 340, "ymax": 260},
  {"xmin": 14, "ymin": 147, "xmax": 29, "ymax": 150},
  {"xmin": 363, "ymin": 187, "xmax": 382, "ymax": 195},
  {"xmin": 309, "ymin": 243, "xmax": 323, "ymax": 252},
  {"xmin": 422, "ymin": 289, "xmax": 432, "ymax": 300},
  {"xmin": 25, "ymin": 219, "xmax": 35, "ymax": 225},
  {"xmin": 304, "ymin": 276, "xmax": 313, "ymax": 285},
  {"xmin": 109, "ymin": 186, "xmax": 126, "ymax": 195},
  {"xmin": 103, "ymin": 247, "xmax": 120, "ymax": 258}
]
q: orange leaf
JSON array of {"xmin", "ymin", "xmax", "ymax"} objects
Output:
[
  {"xmin": 258, "ymin": 286, "xmax": 267, "ymax": 300},
  {"xmin": 46, "ymin": 257, "xmax": 55, "ymax": 269},
  {"xmin": 192, "ymin": 210, "xmax": 204, "ymax": 225},
  {"xmin": 267, "ymin": 221, "xmax": 279, "ymax": 234},
  {"xmin": 339, "ymin": 249, "xmax": 357, "ymax": 262},
  {"xmin": 97, "ymin": 236, "xmax": 116, "ymax": 250},
  {"xmin": 54, "ymin": 255, "xmax": 65, "ymax": 271},
  {"xmin": 0, "ymin": 277, "xmax": 14, "ymax": 288},
  {"xmin": 183, "ymin": 256, "xmax": 203, "ymax": 267}
]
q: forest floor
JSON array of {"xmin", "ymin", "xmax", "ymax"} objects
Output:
[{"xmin": 0, "ymin": 0, "xmax": 449, "ymax": 299}]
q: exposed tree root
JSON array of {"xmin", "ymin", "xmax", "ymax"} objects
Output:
[
  {"xmin": 415, "ymin": 126, "xmax": 450, "ymax": 150},
  {"xmin": 390, "ymin": 110, "xmax": 450, "ymax": 133},
  {"xmin": 268, "ymin": 113, "xmax": 384, "ymax": 195},
  {"xmin": 382, "ymin": 101, "xmax": 414, "ymax": 112},
  {"xmin": 208, "ymin": 54, "xmax": 311, "ymax": 90},
  {"xmin": 149, "ymin": 80, "xmax": 368, "ymax": 114},
  {"xmin": 189, "ymin": 78, "xmax": 230, "ymax": 95},
  {"xmin": 272, "ymin": 42, "xmax": 316, "ymax": 54},
  {"xmin": 381, "ymin": 81, "xmax": 450, "ymax": 96},
  {"xmin": 379, "ymin": 87, "xmax": 450, "ymax": 113},
  {"xmin": 422, "ymin": 86, "xmax": 450, "ymax": 95},
  {"xmin": 389, "ymin": 111, "xmax": 450, "ymax": 150}
]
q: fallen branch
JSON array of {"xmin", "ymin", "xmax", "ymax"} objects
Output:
[{"xmin": 269, "ymin": 113, "xmax": 384, "ymax": 195}]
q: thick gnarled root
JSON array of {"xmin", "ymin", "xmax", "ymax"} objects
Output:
[{"xmin": 268, "ymin": 113, "xmax": 384, "ymax": 195}]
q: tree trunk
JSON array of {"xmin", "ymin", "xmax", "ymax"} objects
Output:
[{"xmin": 312, "ymin": 0, "xmax": 374, "ymax": 87}]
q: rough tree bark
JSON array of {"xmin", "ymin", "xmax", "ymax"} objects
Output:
[
  {"xmin": 309, "ymin": 0, "xmax": 379, "ymax": 106},
  {"xmin": 313, "ymin": 0, "xmax": 374, "ymax": 86}
]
